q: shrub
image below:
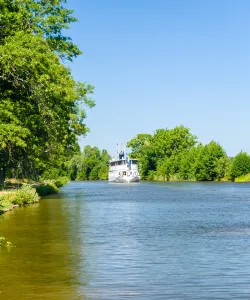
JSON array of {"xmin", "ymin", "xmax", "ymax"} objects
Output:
[
  {"xmin": 0, "ymin": 192, "xmax": 16, "ymax": 214},
  {"xmin": 235, "ymin": 173, "xmax": 250, "ymax": 182},
  {"xmin": 0, "ymin": 198, "xmax": 12, "ymax": 214},
  {"xmin": 12, "ymin": 185, "xmax": 40, "ymax": 205},
  {"xmin": 35, "ymin": 180, "xmax": 59, "ymax": 196},
  {"xmin": 229, "ymin": 152, "xmax": 250, "ymax": 180},
  {"xmin": 53, "ymin": 176, "xmax": 69, "ymax": 188}
]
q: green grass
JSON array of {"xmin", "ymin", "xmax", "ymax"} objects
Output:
[
  {"xmin": 0, "ymin": 185, "xmax": 40, "ymax": 214},
  {"xmin": 12, "ymin": 185, "xmax": 40, "ymax": 205}
]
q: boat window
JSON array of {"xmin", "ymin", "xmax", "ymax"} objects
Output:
[
  {"xmin": 110, "ymin": 160, "xmax": 127, "ymax": 166},
  {"xmin": 131, "ymin": 160, "xmax": 138, "ymax": 165},
  {"xmin": 123, "ymin": 171, "xmax": 126, "ymax": 175}
]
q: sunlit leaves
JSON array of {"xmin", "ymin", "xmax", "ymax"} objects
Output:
[
  {"xmin": 127, "ymin": 127, "xmax": 231, "ymax": 181},
  {"xmin": 0, "ymin": 0, "xmax": 95, "ymax": 179}
]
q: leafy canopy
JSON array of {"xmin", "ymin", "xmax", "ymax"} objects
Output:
[{"xmin": 0, "ymin": 0, "xmax": 95, "ymax": 180}]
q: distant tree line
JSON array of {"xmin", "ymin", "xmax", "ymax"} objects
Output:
[
  {"xmin": 127, "ymin": 125, "xmax": 250, "ymax": 182},
  {"xmin": 69, "ymin": 146, "xmax": 111, "ymax": 180}
]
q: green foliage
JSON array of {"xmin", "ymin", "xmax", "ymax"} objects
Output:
[
  {"xmin": 0, "ymin": 185, "xmax": 39, "ymax": 214},
  {"xmin": 35, "ymin": 181, "xmax": 59, "ymax": 196},
  {"xmin": 229, "ymin": 152, "xmax": 250, "ymax": 180},
  {"xmin": 12, "ymin": 185, "xmax": 40, "ymax": 205},
  {"xmin": 127, "ymin": 133, "xmax": 154, "ymax": 179},
  {"xmin": 0, "ymin": 0, "xmax": 81, "ymax": 61},
  {"xmin": 68, "ymin": 146, "xmax": 111, "ymax": 180},
  {"xmin": 0, "ymin": 195, "xmax": 13, "ymax": 214},
  {"xmin": 152, "ymin": 126, "xmax": 197, "ymax": 158},
  {"xmin": 194, "ymin": 142, "xmax": 226, "ymax": 181},
  {"xmin": 235, "ymin": 173, "xmax": 250, "ymax": 182},
  {"xmin": 98, "ymin": 163, "xmax": 109, "ymax": 180},
  {"xmin": 127, "ymin": 126, "xmax": 197, "ymax": 180},
  {"xmin": 179, "ymin": 147, "xmax": 199, "ymax": 181},
  {"xmin": 215, "ymin": 156, "xmax": 231, "ymax": 181},
  {"xmin": 0, "ymin": 0, "xmax": 94, "ymax": 182},
  {"xmin": 127, "ymin": 126, "xmax": 237, "ymax": 182},
  {"xmin": 53, "ymin": 176, "xmax": 70, "ymax": 188}
]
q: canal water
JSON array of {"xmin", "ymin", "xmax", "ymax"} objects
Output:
[{"xmin": 1, "ymin": 181, "xmax": 250, "ymax": 299}]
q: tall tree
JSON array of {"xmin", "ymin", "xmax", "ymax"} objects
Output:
[
  {"xmin": 0, "ymin": 0, "xmax": 94, "ymax": 180},
  {"xmin": 194, "ymin": 141, "xmax": 226, "ymax": 181},
  {"xmin": 0, "ymin": 0, "xmax": 81, "ymax": 60}
]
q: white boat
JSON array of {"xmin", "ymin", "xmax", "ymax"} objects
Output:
[{"xmin": 108, "ymin": 149, "xmax": 140, "ymax": 183}]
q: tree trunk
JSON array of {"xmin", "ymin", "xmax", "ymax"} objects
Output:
[{"xmin": 0, "ymin": 167, "xmax": 5, "ymax": 184}]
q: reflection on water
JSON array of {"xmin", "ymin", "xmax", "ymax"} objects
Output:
[
  {"xmin": 1, "ymin": 181, "xmax": 250, "ymax": 299},
  {"xmin": 0, "ymin": 194, "xmax": 87, "ymax": 299}
]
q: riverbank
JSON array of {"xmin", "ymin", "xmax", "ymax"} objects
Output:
[
  {"xmin": 0, "ymin": 177, "xmax": 69, "ymax": 215},
  {"xmin": 147, "ymin": 173, "xmax": 250, "ymax": 183},
  {"xmin": 0, "ymin": 177, "xmax": 69, "ymax": 248}
]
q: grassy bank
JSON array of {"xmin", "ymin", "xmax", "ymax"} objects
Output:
[
  {"xmin": 0, "ymin": 185, "xmax": 40, "ymax": 214},
  {"xmin": 0, "ymin": 177, "xmax": 69, "ymax": 248},
  {"xmin": 147, "ymin": 173, "xmax": 232, "ymax": 182},
  {"xmin": 0, "ymin": 177, "xmax": 69, "ymax": 214}
]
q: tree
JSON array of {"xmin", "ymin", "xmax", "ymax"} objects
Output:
[
  {"xmin": 151, "ymin": 126, "xmax": 197, "ymax": 159},
  {"xmin": 229, "ymin": 152, "xmax": 250, "ymax": 180},
  {"xmin": 0, "ymin": 0, "xmax": 81, "ymax": 61},
  {"xmin": 215, "ymin": 156, "xmax": 231, "ymax": 181},
  {"xmin": 194, "ymin": 141, "xmax": 227, "ymax": 181},
  {"xmin": 127, "ymin": 126, "xmax": 197, "ymax": 179},
  {"xmin": 179, "ymin": 146, "xmax": 201, "ymax": 181},
  {"xmin": 69, "ymin": 146, "xmax": 111, "ymax": 181},
  {"xmin": 0, "ymin": 1, "xmax": 95, "ymax": 180},
  {"xmin": 127, "ymin": 134, "xmax": 154, "ymax": 179}
]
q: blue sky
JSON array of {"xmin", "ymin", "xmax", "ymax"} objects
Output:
[{"xmin": 67, "ymin": 0, "xmax": 249, "ymax": 157}]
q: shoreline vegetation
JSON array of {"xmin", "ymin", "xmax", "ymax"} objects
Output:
[
  {"xmin": 68, "ymin": 126, "xmax": 250, "ymax": 183},
  {"xmin": 0, "ymin": 1, "xmax": 95, "ymax": 190},
  {"xmin": 0, "ymin": 177, "xmax": 69, "ymax": 247},
  {"xmin": 127, "ymin": 126, "xmax": 250, "ymax": 183},
  {"xmin": 0, "ymin": 177, "xmax": 69, "ymax": 215}
]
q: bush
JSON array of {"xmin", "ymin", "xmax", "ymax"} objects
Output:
[
  {"xmin": 229, "ymin": 152, "xmax": 250, "ymax": 180},
  {"xmin": 0, "ymin": 192, "xmax": 16, "ymax": 214},
  {"xmin": 0, "ymin": 197, "xmax": 12, "ymax": 214},
  {"xmin": 235, "ymin": 173, "xmax": 250, "ymax": 182},
  {"xmin": 12, "ymin": 185, "xmax": 40, "ymax": 205},
  {"xmin": 53, "ymin": 176, "xmax": 69, "ymax": 188},
  {"xmin": 35, "ymin": 180, "xmax": 59, "ymax": 196}
]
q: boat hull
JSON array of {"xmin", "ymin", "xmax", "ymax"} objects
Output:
[{"xmin": 109, "ymin": 176, "xmax": 140, "ymax": 183}]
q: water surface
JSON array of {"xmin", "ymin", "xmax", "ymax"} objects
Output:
[{"xmin": 1, "ymin": 181, "xmax": 250, "ymax": 299}]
